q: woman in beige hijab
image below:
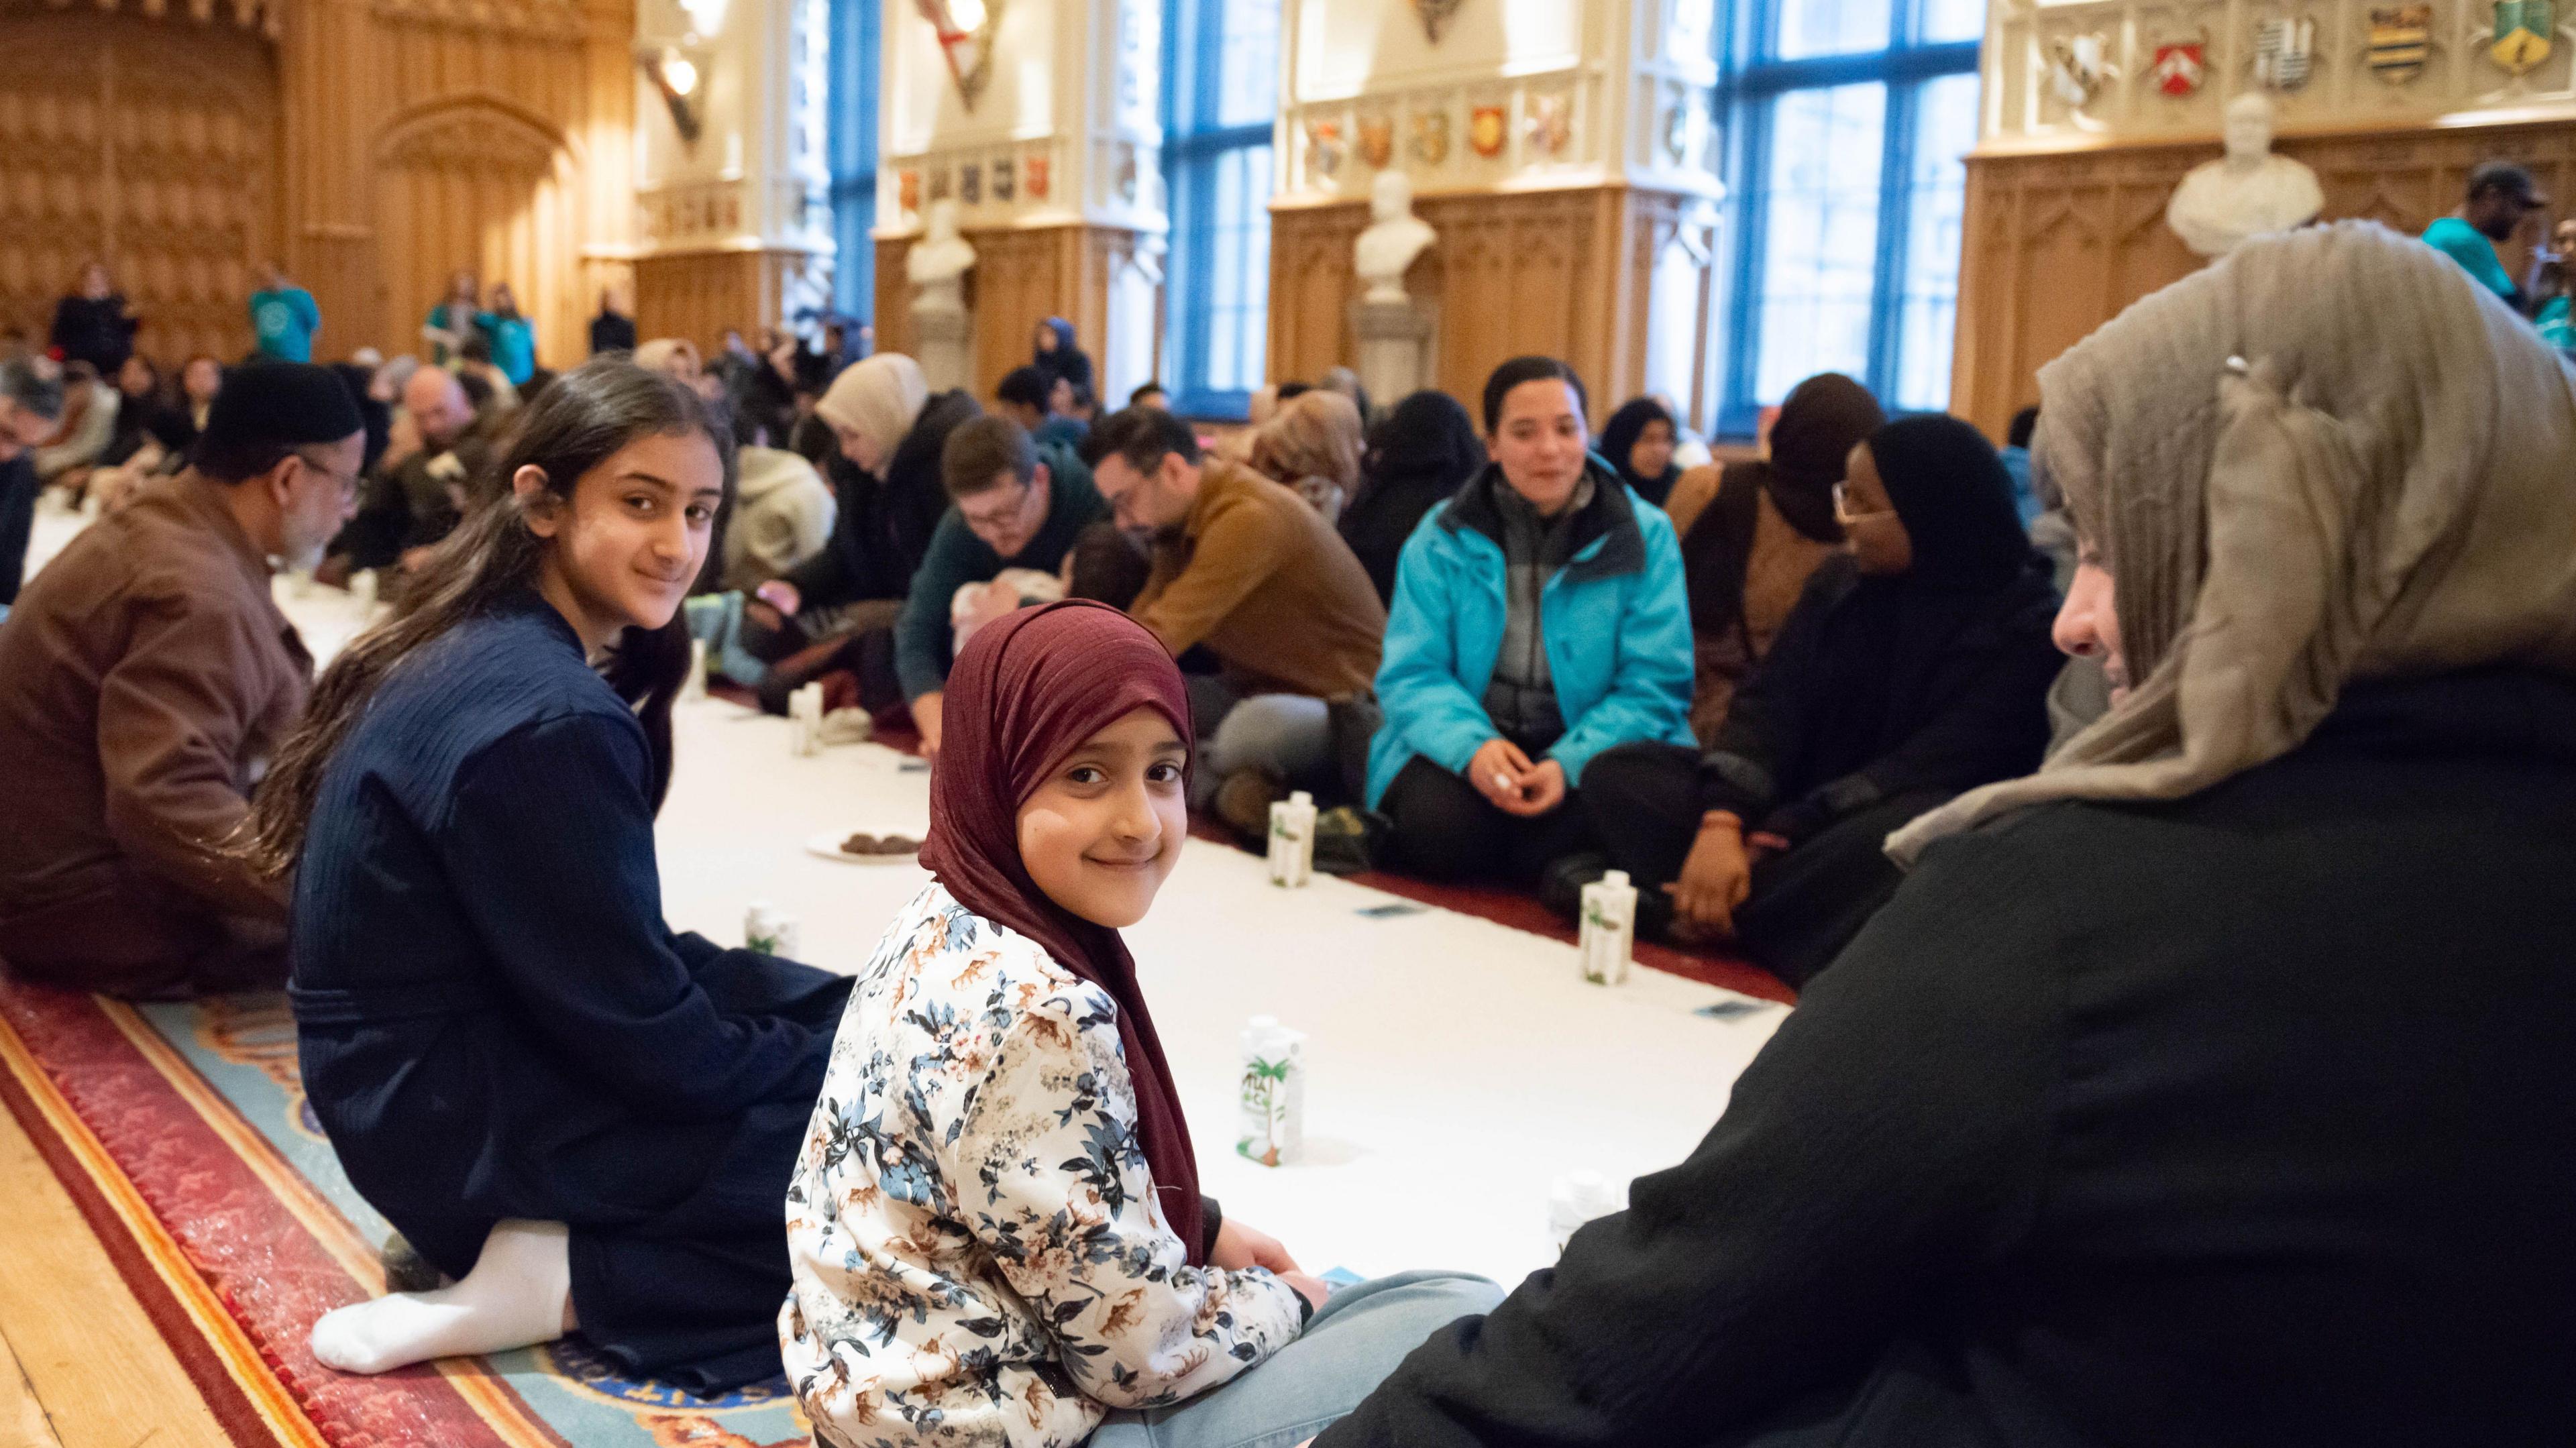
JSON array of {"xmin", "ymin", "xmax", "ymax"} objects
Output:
[
  {"xmin": 1891, "ymin": 219, "xmax": 2576, "ymax": 862},
  {"xmin": 748, "ymin": 352, "xmax": 981, "ymax": 710},
  {"xmin": 1246, "ymin": 388, "xmax": 1364, "ymax": 524},
  {"xmin": 1309, "ymin": 222, "xmax": 2576, "ymax": 1448}
]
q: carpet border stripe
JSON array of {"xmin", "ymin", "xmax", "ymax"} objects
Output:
[
  {"xmin": 95, "ymin": 997, "xmax": 581, "ymax": 1448},
  {"xmin": 0, "ymin": 999, "xmax": 319, "ymax": 1448}
]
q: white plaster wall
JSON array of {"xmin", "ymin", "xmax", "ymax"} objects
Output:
[
  {"xmin": 1289, "ymin": 0, "xmax": 1587, "ymax": 100},
  {"xmin": 883, "ymin": 0, "xmax": 1061, "ymax": 154},
  {"xmin": 635, "ymin": 0, "xmax": 829, "ymax": 255},
  {"xmin": 1984, "ymin": 0, "xmax": 2576, "ymax": 146},
  {"xmin": 1278, "ymin": 0, "xmax": 1725, "ymax": 201},
  {"xmin": 877, "ymin": 0, "xmax": 1164, "ymax": 236}
]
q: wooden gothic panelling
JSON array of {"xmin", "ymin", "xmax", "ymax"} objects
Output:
[
  {"xmin": 873, "ymin": 223, "xmax": 1162, "ymax": 404},
  {"xmin": 1952, "ymin": 115, "xmax": 2576, "ymax": 439},
  {"xmin": 1268, "ymin": 184, "xmax": 1717, "ymax": 427},
  {"xmin": 0, "ymin": 12, "xmax": 278, "ymax": 364},
  {"xmin": 372, "ymin": 99, "xmax": 576, "ymax": 370},
  {"xmin": 0, "ymin": 0, "xmax": 631, "ymax": 370}
]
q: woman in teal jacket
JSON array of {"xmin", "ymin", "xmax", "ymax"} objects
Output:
[{"xmin": 1366, "ymin": 357, "xmax": 1696, "ymax": 887}]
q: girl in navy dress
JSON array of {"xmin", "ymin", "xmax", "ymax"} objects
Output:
[{"xmin": 243, "ymin": 357, "xmax": 851, "ymax": 1390}]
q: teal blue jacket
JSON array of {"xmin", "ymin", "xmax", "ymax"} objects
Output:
[{"xmin": 1365, "ymin": 461, "xmax": 1697, "ymax": 807}]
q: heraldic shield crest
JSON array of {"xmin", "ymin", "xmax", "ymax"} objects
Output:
[
  {"xmin": 2370, "ymin": 4, "xmax": 2434, "ymax": 81},
  {"xmin": 2492, "ymin": 0, "xmax": 2555, "ymax": 73},
  {"xmin": 2153, "ymin": 37, "xmax": 2209, "ymax": 95}
]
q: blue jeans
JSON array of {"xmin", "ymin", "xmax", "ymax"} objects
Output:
[{"xmin": 1088, "ymin": 1271, "xmax": 1504, "ymax": 1448}]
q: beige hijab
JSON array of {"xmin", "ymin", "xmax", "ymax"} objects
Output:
[
  {"xmin": 1890, "ymin": 221, "xmax": 2576, "ymax": 864},
  {"xmin": 816, "ymin": 352, "xmax": 928, "ymax": 463},
  {"xmin": 1249, "ymin": 390, "xmax": 1364, "ymax": 520}
]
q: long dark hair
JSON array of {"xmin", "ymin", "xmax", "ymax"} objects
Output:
[{"xmin": 240, "ymin": 358, "xmax": 734, "ymax": 876}]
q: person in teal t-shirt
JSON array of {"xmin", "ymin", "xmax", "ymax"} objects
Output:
[
  {"xmin": 248, "ymin": 263, "xmax": 321, "ymax": 363},
  {"xmin": 2421, "ymin": 161, "xmax": 2548, "ymax": 309},
  {"xmin": 2534, "ymin": 219, "xmax": 2576, "ymax": 353},
  {"xmin": 475, "ymin": 283, "xmax": 538, "ymax": 386}
]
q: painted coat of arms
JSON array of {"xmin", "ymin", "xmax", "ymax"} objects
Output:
[
  {"xmin": 2049, "ymin": 32, "xmax": 2116, "ymax": 109},
  {"xmin": 2254, "ymin": 16, "xmax": 2316, "ymax": 89},
  {"xmin": 1525, "ymin": 94, "xmax": 1572, "ymax": 158},
  {"xmin": 2491, "ymin": 0, "xmax": 2555, "ymax": 73},
  {"xmin": 1358, "ymin": 116, "xmax": 1395, "ymax": 169},
  {"xmin": 2152, "ymin": 36, "xmax": 2208, "ymax": 95},
  {"xmin": 1470, "ymin": 105, "xmax": 1507, "ymax": 158},
  {"xmin": 1307, "ymin": 118, "xmax": 1346, "ymax": 178},
  {"xmin": 1411, "ymin": 111, "xmax": 1451, "ymax": 166},
  {"xmin": 2369, "ymin": 3, "xmax": 2434, "ymax": 80}
]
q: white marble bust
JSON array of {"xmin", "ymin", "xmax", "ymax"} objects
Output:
[
  {"xmin": 907, "ymin": 201, "xmax": 977, "ymax": 315},
  {"xmin": 2165, "ymin": 94, "xmax": 2324, "ymax": 258},
  {"xmin": 1354, "ymin": 170, "xmax": 1437, "ymax": 306}
]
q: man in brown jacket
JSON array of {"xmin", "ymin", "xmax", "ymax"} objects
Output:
[
  {"xmin": 1081, "ymin": 406, "xmax": 1386, "ymax": 828},
  {"xmin": 0, "ymin": 362, "xmax": 364, "ymax": 997}
]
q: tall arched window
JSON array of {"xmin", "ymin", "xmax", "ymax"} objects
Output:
[
  {"xmin": 827, "ymin": 0, "xmax": 881, "ymax": 324},
  {"xmin": 1719, "ymin": 0, "xmax": 1980, "ymax": 430},
  {"xmin": 1161, "ymin": 0, "xmax": 1279, "ymax": 418}
]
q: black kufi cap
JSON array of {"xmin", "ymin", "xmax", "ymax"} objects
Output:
[{"xmin": 199, "ymin": 362, "xmax": 364, "ymax": 456}]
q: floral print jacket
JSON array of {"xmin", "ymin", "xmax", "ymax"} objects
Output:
[{"xmin": 782, "ymin": 883, "xmax": 1305, "ymax": 1447}]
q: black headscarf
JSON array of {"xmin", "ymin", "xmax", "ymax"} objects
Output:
[
  {"xmin": 1870, "ymin": 414, "xmax": 2043, "ymax": 591},
  {"xmin": 1340, "ymin": 390, "xmax": 1487, "ymax": 603},
  {"xmin": 1683, "ymin": 373, "xmax": 1881, "ymax": 639},
  {"xmin": 1597, "ymin": 397, "xmax": 1680, "ymax": 508},
  {"xmin": 1791, "ymin": 414, "xmax": 2057, "ymax": 802}
]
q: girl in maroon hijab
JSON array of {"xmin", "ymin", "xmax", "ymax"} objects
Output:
[{"xmin": 782, "ymin": 600, "xmax": 1498, "ymax": 1448}]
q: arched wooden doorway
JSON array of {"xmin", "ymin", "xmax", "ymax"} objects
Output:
[
  {"xmin": 0, "ymin": 8, "xmax": 281, "ymax": 364},
  {"xmin": 372, "ymin": 98, "xmax": 583, "ymax": 370}
]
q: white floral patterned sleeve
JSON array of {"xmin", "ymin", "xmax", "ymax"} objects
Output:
[{"xmin": 783, "ymin": 884, "xmax": 1306, "ymax": 1448}]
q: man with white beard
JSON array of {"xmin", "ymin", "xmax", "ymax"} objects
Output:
[{"xmin": 0, "ymin": 362, "xmax": 361, "ymax": 997}]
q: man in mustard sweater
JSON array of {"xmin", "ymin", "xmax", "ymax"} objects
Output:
[{"xmin": 1081, "ymin": 406, "xmax": 1385, "ymax": 829}]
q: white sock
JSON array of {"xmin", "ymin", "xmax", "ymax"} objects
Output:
[{"xmin": 310, "ymin": 1219, "xmax": 575, "ymax": 1374}]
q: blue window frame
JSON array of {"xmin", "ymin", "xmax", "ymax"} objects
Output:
[
  {"xmin": 1718, "ymin": 0, "xmax": 1979, "ymax": 433},
  {"xmin": 827, "ymin": 0, "xmax": 881, "ymax": 323},
  {"xmin": 1162, "ymin": 0, "xmax": 1279, "ymax": 419}
]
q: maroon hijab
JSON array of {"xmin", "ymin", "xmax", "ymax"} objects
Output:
[{"xmin": 918, "ymin": 600, "xmax": 1208, "ymax": 1263}]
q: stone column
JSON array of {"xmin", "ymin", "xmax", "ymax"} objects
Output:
[
  {"xmin": 1352, "ymin": 298, "xmax": 1436, "ymax": 410},
  {"xmin": 875, "ymin": 0, "xmax": 1167, "ymax": 401},
  {"xmin": 914, "ymin": 306, "xmax": 974, "ymax": 390},
  {"xmin": 633, "ymin": 0, "xmax": 835, "ymax": 351},
  {"xmin": 1269, "ymin": 0, "xmax": 1725, "ymax": 429}
]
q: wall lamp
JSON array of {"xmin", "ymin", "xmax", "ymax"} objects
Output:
[{"xmin": 641, "ymin": 43, "xmax": 708, "ymax": 143}]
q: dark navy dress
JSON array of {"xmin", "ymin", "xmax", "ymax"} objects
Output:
[{"xmin": 290, "ymin": 590, "xmax": 850, "ymax": 1391}]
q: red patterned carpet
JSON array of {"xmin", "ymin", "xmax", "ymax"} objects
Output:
[{"xmin": 0, "ymin": 981, "xmax": 807, "ymax": 1447}]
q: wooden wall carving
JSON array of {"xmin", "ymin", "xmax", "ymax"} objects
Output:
[
  {"xmin": 635, "ymin": 248, "xmax": 827, "ymax": 359},
  {"xmin": 874, "ymin": 223, "xmax": 1161, "ymax": 403},
  {"xmin": 1952, "ymin": 115, "xmax": 2576, "ymax": 438},
  {"xmin": 0, "ymin": 0, "xmax": 629, "ymax": 371},
  {"xmin": 0, "ymin": 12, "xmax": 278, "ymax": 364},
  {"xmin": 372, "ymin": 98, "xmax": 579, "ymax": 368},
  {"xmin": 1269, "ymin": 183, "xmax": 1719, "ymax": 428}
]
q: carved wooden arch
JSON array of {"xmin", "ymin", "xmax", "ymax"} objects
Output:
[
  {"xmin": 7, "ymin": 0, "xmax": 284, "ymax": 40},
  {"xmin": 366, "ymin": 92, "xmax": 588, "ymax": 363},
  {"xmin": 370, "ymin": 93, "xmax": 579, "ymax": 177}
]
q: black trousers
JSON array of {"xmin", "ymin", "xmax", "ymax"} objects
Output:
[
  {"xmin": 0, "ymin": 457, "xmax": 38, "ymax": 605},
  {"xmin": 1381, "ymin": 756, "xmax": 1597, "ymax": 888},
  {"xmin": 1581, "ymin": 741, "xmax": 1951, "ymax": 989}
]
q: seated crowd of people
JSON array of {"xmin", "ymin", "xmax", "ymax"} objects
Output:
[{"xmin": 0, "ymin": 220, "xmax": 2571, "ymax": 1445}]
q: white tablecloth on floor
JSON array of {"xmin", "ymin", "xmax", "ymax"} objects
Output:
[{"xmin": 25, "ymin": 500, "xmax": 1788, "ymax": 1288}]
